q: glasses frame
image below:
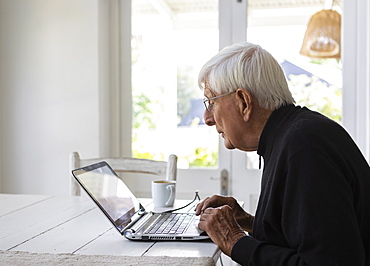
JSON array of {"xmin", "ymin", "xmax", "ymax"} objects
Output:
[{"xmin": 203, "ymin": 91, "xmax": 236, "ymax": 112}]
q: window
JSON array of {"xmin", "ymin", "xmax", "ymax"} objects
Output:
[
  {"xmin": 247, "ymin": 0, "xmax": 342, "ymax": 123},
  {"xmin": 131, "ymin": 1, "xmax": 219, "ymax": 168}
]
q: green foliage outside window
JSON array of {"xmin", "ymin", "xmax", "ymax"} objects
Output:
[
  {"xmin": 132, "ymin": 93, "xmax": 156, "ymax": 130},
  {"xmin": 288, "ymin": 74, "xmax": 342, "ymax": 123},
  {"xmin": 187, "ymin": 147, "xmax": 218, "ymax": 167},
  {"xmin": 288, "ymin": 58, "xmax": 342, "ymax": 122}
]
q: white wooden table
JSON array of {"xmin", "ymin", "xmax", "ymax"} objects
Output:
[{"xmin": 0, "ymin": 194, "xmax": 221, "ymax": 265}]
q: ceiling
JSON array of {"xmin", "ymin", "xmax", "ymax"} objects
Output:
[{"xmin": 133, "ymin": 0, "xmax": 341, "ymax": 15}]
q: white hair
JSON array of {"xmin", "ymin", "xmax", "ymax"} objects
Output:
[{"xmin": 198, "ymin": 41, "xmax": 295, "ymax": 110}]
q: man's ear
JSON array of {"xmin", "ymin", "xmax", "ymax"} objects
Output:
[{"xmin": 236, "ymin": 88, "xmax": 253, "ymax": 122}]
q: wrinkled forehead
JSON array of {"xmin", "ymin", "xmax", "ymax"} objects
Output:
[
  {"xmin": 204, "ymin": 80, "xmax": 211, "ymax": 90},
  {"xmin": 203, "ymin": 76, "xmax": 224, "ymax": 96},
  {"xmin": 203, "ymin": 80, "xmax": 215, "ymax": 97}
]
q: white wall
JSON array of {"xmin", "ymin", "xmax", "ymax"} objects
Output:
[
  {"xmin": 342, "ymin": 0, "xmax": 370, "ymax": 162},
  {"xmin": 0, "ymin": 0, "xmax": 100, "ymax": 195}
]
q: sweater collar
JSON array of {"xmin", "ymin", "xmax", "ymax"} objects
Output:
[{"xmin": 257, "ymin": 104, "xmax": 298, "ymax": 158}]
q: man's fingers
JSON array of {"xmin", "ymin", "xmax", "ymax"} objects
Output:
[
  {"xmin": 195, "ymin": 197, "xmax": 210, "ymax": 215},
  {"xmin": 198, "ymin": 207, "xmax": 215, "ymax": 231},
  {"xmin": 195, "ymin": 195, "xmax": 235, "ymax": 215}
]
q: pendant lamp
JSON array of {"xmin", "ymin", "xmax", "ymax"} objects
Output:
[{"xmin": 300, "ymin": 9, "xmax": 341, "ymax": 59}]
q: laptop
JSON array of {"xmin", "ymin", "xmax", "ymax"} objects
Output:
[{"xmin": 72, "ymin": 161, "xmax": 209, "ymax": 241}]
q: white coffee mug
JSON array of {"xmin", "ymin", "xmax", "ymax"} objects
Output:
[{"xmin": 151, "ymin": 180, "xmax": 176, "ymax": 207}]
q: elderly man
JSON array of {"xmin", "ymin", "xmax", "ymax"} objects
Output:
[{"xmin": 195, "ymin": 41, "xmax": 370, "ymax": 265}]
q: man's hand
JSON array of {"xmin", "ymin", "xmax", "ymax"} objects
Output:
[
  {"xmin": 195, "ymin": 195, "xmax": 254, "ymax": 233},
  {"xmin": 198, "ymin": 205, "xmax": 246, "ymax": 256}
]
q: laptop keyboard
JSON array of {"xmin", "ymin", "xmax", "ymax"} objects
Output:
[{"xmin": 145, "ymin": 213, "xmax": 194, "ymax": 235}]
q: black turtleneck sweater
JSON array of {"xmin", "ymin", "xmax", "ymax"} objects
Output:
[{"xmin": 231, "ymin": 105, "xmax": 370, "ymax": 265}]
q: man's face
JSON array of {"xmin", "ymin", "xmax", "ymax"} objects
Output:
[
  {"xmin": 202, "ymin": 81, "xmax": 266, "ymax": 152},
  {"xmin": 203, "ymin": 85, "xmax": 246, "ymax": 150}
]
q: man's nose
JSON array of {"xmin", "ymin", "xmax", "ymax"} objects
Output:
[{"xmin": 204, "ymin": 109, "xmax": 215, "ymax": 126}]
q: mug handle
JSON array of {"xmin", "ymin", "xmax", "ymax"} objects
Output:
[{"xmin": 165, "ymin": 184, "xmax": 175, "ymax": 206}]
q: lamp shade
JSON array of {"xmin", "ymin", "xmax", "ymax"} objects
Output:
[{"xmin": 300, "ymin": 9, "xmax": 341, "ymax": 59}]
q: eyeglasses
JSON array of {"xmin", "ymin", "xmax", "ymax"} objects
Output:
[{"xmin": 203, "ymin": 91, "xmax": 236, "ymax": 112}]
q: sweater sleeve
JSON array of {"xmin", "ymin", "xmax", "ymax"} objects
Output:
[
  {"xmin": 231, "ymin": 236, "xmax": 255, "ymax": 265},
  {"xmin": 231, "ymin": 147, "xmax": 367, "ymax": 266},
  {"xmin": 231, "ymin": 235, "xmax": 305, "ymax": 266}
]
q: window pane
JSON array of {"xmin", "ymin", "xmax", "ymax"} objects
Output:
[
  {"xmin": 247, "ymin": 1, "xmax": 342, "ymax": 123},
  {"xmin": 244, "ymin": 1, "xmax": 342, "ymax": 169},
  {"xmin": 132, "ymin": 0, "xmax": 219, "ymax": 168}
]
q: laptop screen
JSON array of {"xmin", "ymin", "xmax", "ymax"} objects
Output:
[{"xmin": 72, "ymin": 162, "xmax": 142, "ymax": 231}]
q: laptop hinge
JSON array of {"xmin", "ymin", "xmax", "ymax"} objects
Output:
[{"xmin": 125, "ymin": 212, "xmax": 153, "ymax": 233}]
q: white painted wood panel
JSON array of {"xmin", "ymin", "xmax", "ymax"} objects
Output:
[
  {"xmin": 76, "ymin": 228, "xmax": 154, "ymax": 256},
  {"xmin": 0, "ymin": 194, "xmax": 51, "ymax": 216},
  {"xmin": 145, "ymin": 241, "xmax": 221, "ymax": 261},
  {"xmin": 0, "ymin": 197, "xmax": 94, "ymax": 250},
  {"xmin": 11, "ymin": 208, "xmax": 112, "ymax": 253}
]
